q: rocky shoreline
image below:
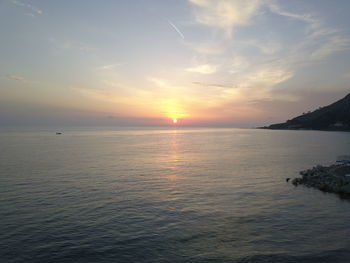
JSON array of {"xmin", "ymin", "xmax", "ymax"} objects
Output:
[{"xmin": 291, "ymin": 164, "xmax": 350, "ymax": 194}]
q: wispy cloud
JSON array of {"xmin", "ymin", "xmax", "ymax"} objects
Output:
[
  {"xmin": 268, "ymin": 3, "xmax": 350, "ymax": 62},
  {"xmin": 188, "ymin": 0, "xmax": 263, "ymax": 37},
  {"xmin": 97, "ymin": 64, "xmax": 121, "ymax": 70},
  {"xmin": 308, "ymin": 31, "xmax": 350, "ymax": 60},
  {"xmin": 187, "ymin": 64, "xmax": 218, "ymax": 74},
  {"xmin": 167, "ymin": 19, "xmax": 185, "ymax": 39},
  {"xmin": 268, "ymin": 3, "xmax": 317, "ymax": 25},
  {"xmin": 244, "ymin": 67, "xmax": 294, "ymax": 87},
  {"xmin": 148, "ymin": 78, "xmax": 172, "ymax": 89},
  {"xmin": 10, "ymin": 0, "xmax": 42, "ymax": 17},
  {"xmin": 5, "ymin": 74, "xmax": 26, "ymax": 82},
  {"xmin": 49, "ymin": 38, "xmax": 96, "ymax": 52},
  {"xmin": 187, "ymin": 41, "xmax": 224, "ymax": 55},
  {"xmin": 186, "ymin": 0, "xmax": 350, "ymax": 103},
  {"xmin": 243, "ymin": 39, "xmax": 282, "ymax": 55},
  {"xmin": 192, "ymin": 81, "xmax": 233, "ymax": 89},
  {"xmin": 229, "ymin": 56, "xmax": 250, "ymax": 74}
]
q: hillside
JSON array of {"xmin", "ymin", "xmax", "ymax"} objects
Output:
[{"xmin": 263, "ymin": 93, "xmax": 350, "ymax": 131}]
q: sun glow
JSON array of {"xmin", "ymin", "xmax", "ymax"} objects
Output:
[{"xmin": 172, "ymin": 119, "xmax": 178, "ymax": 124}]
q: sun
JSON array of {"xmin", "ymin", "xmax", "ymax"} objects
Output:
[{"xmin": 172, "ymin": 119, "xmax": 177, "ymax": 124}]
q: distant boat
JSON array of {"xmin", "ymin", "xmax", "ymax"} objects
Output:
[{"xmin": 56, "ymin": 132, "xmax": 62, "ymax": 135}]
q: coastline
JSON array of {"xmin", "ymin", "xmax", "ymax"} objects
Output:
[{"xmin": 258, "ymin": 127, "xmax": 350, "ymax": 132}]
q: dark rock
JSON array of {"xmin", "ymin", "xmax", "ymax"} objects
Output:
[
  {"xmin": 292, "ymin": 163, "xmax": 350, "ymax": 195},
  {"xmin": 292, "ymin": 178, "xmax": 301, "ymax": 186},
  {"xmin": 340, "ymin": 185, "xmax": 350, "ymax": 194}
]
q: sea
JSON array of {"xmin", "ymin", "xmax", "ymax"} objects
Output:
[{"xmin": 1, "ymin": 127, "xmax": 350, "ymax": 263}]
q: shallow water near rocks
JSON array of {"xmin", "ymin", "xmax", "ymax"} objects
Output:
[{"xmin": 1, "ymin": 127, "xmax": 350, "ymax": 262}]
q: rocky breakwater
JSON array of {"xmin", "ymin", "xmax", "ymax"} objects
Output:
[{"xmin": 292, "ymin": 164, "xmax": 350, "ymax": 194}]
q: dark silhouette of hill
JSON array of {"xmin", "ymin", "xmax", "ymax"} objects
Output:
[{"xmin": 262, "ymin": 93, "xmax": 350, "ymax": 131}]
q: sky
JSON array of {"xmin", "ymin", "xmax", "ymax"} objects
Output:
[{"xmin": 1, "ymin": 0, "xmax": 350, "ymax": 127}]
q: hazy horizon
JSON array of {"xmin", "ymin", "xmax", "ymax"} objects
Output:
[{"xmin": 1, "ymin": 0, "xmax": 350, "ymax": 127}]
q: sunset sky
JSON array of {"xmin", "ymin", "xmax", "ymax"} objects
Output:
[{"xmin": 1, "ymin": 0, "xmax": 350, "ymax": 126}]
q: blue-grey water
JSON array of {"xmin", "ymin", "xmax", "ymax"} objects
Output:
[{"xmin": 1, "ymin": 127, "xmax": 350, "ymax": 263}]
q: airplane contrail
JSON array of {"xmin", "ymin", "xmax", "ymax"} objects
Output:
[{"xmin": 167, "ymin": 19, "xmax": 185, "ymax": 39}]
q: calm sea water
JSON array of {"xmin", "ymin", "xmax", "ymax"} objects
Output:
[{"xmin": 1, "ymin": 127, "xmax": 350, "ymax": 263}]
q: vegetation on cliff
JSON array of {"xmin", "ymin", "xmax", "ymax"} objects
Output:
[{"xmin": 263, "ymin": 93, "xmax": 350, "ymax": 131}]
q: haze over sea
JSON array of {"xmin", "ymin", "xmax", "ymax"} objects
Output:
[{"xmin": 1, "ymin": 127, "xmax": 350, "ymax": 263}]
